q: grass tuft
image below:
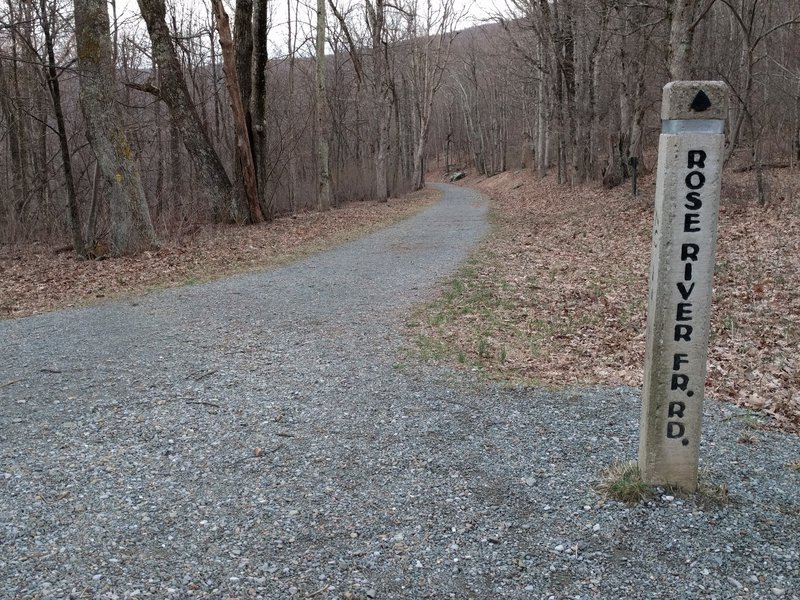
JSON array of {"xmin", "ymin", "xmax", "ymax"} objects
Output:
[
  {"xmin": 737, "ymin": 430, "xmax": 758, "ymax": 444},
  {"xmin": 596, "ymin": 461, "xmax": 654, "ymax": 505},
  {"xmin": 694, "ymin": 481, "xmax": 731, "ymax": 508}
]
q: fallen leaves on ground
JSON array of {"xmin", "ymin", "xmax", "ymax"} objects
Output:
[
  {"xmin": 414, "ymin": 168, "xmax": 799, "ymax": 432},
  {"xmin": 0, "ymin": 189, "xmax": 438, "ymax": 319}
]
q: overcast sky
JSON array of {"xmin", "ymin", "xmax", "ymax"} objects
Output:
[{"xmin": 112, "ymin": 0, "xmax": 498, "ymax": 57}]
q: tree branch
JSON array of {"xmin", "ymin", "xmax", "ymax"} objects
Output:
[
  {"xmin": 689, "ymin": 0, "xmax": 718, "ymax": 33},
  {"xmin": 124, "ymin": 79, "xmax": 162, "ymax": 97}
]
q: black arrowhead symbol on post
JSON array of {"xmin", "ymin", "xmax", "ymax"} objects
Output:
[{"xmin": 690, "ymin": 90, "xmax": 712, "ymax": 112}]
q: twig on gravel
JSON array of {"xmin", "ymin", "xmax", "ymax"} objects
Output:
[
  {"xmin": 189, "ymin": 369, "xmax": 218, "ymax": 381},
  {"xmin": 0, "ymin": 378, "xmax": 21, "ymax": 388},
  {"xmin": 39, "ymin": 368, "xmax": 62, "ymax": 374},
  {"xmin": 305, "ymin": 585, "xmax": 330, "ymax": 598},
  {"xmin": 276, "ymin": 432, "xmax": 295, "ymax": 438},
  {"xmin": 185, "ymin": 400, "xmax": 221, "ymax": 408}
]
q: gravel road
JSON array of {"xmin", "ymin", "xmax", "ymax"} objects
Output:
[{"xmin": 1, "ymin": 183, "xmax": 798, "ymax": 600}]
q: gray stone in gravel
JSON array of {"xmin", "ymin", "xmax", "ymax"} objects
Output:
[{"xmin": 1, "ymin": 184, "xmax": 798, "ymax": 599}]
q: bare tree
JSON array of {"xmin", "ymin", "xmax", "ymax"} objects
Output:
[
  {"xmin": 2, "ymin": 0, "xmax": 800, "ymax": 246},
  {"xmin": 74, "ymin": 0, "xmax": 158, "ymax": 255},
  {"xmin": 211, "ymin": 0, "xmax": 263, "ymax": 222},
  {"xmin": 717, "ymin": 0, "xmax": 800, "ymax": 203},
  {"xmin": 315, "ymin": 0, "xmax": 332, "ymax": 209},
  {"xmin": 251, "ymin": 0, "xmax": 270, "ymax": 216},
  {"xmin": 328, "ymin": 0, "xmax": 394, "ymax": 200},
  {"xmin": 40, "ymin": 0, "xmax": 86, "ymax": 256},
  {"xmin": 366, "ymin": 0, "xmax": 393, "ymax": 200},
  {"xmin": 136, "ymin": 0, "xmax": 235, "ymax": 221},
  {"xmin": 406, "ymin": 0, "xmax": 459, "ymax": 190}
]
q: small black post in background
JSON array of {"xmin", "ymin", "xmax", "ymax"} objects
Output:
[{"xmin": 629, "ymin": 156, "xmax": 639, "ymax": 197}]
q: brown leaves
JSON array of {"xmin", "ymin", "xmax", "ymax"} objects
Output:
[
  {"xmin": 421, "ymin": 169, "xmax": 799, "ymax": 432},
  {"xmin": 0, "ymin": 190, "xmax": 437, "ymax": 319}
]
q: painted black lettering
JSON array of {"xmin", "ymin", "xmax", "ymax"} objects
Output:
[
  {"xmin": 685, "ymin": 171, "xmax": 705, "ymax": 190},
  {"xmin": 684, "ymin": 213, "xmax": 701, "ymax": 232},
  {"xmin": 671, "ymin": 374, "xmax": 689, "ymax": 391},
  {"xmin": 685, "ymin": 191, "xmax": 702, "ymax": 210},
  {"xmin": 673, "ymin": 353, "xmax": 689, "ymax": 370},
  {"xmin": 676, "ymin": 302, "xmax": 693, "ymax": 321},
  {"xmin": 668, "ymin": 401, "xmax": 686, "ymax": 418},
  {"xmin": 674, "ymin": 324, "xmax": 693, "ymax": 342},
  {"xmin": 667, "ymin": 422, "xmax": 685, "ymax": 439},
  {"xmin": 681, "ymin": 243, "xmax": 699, "ymax": 262},
  {"xmin": 678, "ymin": 282, "xmax": 694, "ymax": 300},
  {"xmin": 687, "ymin": 150, "xmax": 707, "ymax": 169},
  {"xmin": 684, "ymin": 263, "xmax": 693, "ymax": 281}
]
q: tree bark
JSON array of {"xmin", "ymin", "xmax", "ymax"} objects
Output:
[
  {"xmin": 0, "ymin": 59, "xmax": 29, "ymax": 220},
  {"xmin": 74, "ymin": 0, "xmax": 158, "ymax": 256},
  {"xmin": 409, "ymin": 0, "xmax": 457, "ymax": 191},
  {"xmin": 668, "ymin": 0, "xmax": 696, "ymax": 80},
  {"xmin": 315, "ymin": 0, "xmax": 332, "ymax": 210},
  {"xmin": 286, "ymin": 0, "xmax": 298, "ymax": 210},
  {"xmin": 137, "ymin": 0, "xmax": 235, "ymax": 221},
  {"xmin": 536, "ymin": 41, "xmax": 547, "ymax": 178},
  {"xmin": 211, "ymin": 0, "xmax": 263, "ymax": 223},
  {"xmin": 251, "ymin": 0, "xmax": 270, "ymax": 217},
  {"xmin": 233, "ymin": 0, "xmax": 257, "ymax": 220},
  {"xmin": 367, "ymin": 0, "xmax": 392, "ymax": 201},
  {"xmin": 40, "ymin": 0, "xmax": 86, "ymax": 257}
]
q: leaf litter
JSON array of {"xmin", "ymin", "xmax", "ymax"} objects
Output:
[
  {"xmin": 0, "ymin": 189, "xmax": 437, "ymax": 319},
  {"xmin": 414, "ymin": 168, "xmax": 799, "ymax": 432}
]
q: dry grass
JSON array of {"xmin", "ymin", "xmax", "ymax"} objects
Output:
[
  {"xmin": 414, "ymin": 167, "xmax": 800, "ymax": 432},
  {"xmin": 596, "ymin": 462, "xmax": 654, "ymax": 504},
  {"xmin": 0, "ymin": 188, "xmax": 438, "ymax": 318},
  {"xmin": 596, "ymin": 461, "xmax": 732, "ymax": 506}
]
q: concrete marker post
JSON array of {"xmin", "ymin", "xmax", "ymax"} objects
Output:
[{"xmin": 639, "ymin": 81, "xmax": 728, "ymax": 492}]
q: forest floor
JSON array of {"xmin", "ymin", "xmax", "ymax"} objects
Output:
[
  {"xmin": 411, "ymin": 166, "xmax": 800, "ymax": 432},
  {"xmin": 0, "ymin": 187, "xmax": 438, "ymax": 319}
]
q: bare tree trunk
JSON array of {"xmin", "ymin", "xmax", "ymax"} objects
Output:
[
  {"xmin": 409, "ymin": 0, "xmax": 458, "ymax": 190},
  {"xmin": 251, "ymin": 0, "xmax": 270, "ymax": 216},
  {"xmin": 315, "ymin": 0, "xmax": 332, "ymax": 210},
  {"xmin": 154, "ymin": 66, "xmax": 164, "ymax": 215},
  {"xmin": 604, "ymin": 4, "xmax": 630, "ymax": 188},
  {"xmin": 668, "ymin": 0, "xmax": 696, "ymax": 80},
  {"xmin": 376, "ymin": 100, "xmax": 391, "ymax": 200},
  {"xmin": 536, "ymin": 41, "xmax": 547, "ymax": 178},
  {"xmin": 232, "ymin": 0, "xmax": 255, "ymax": 220},
  {"xmin": 366, "ymin": 0, "xmax": 392, "ymax": 201},
  {"xmin": 137, "ymin": 0, "xmax": 234, "ymax": 221},
  {"xmin": 0, "ymin": 59, "xmax": 29, "ymax": 219},
  {"xmin": 445, "ymin": 111, "xmax": 453, "ymax": 171},
  {"xmin": 286, "ymin": 0, "xmax": 298, "ymax": 209},
  {"xmin": 208, "ymin": 24, "xmax": 222, "ymax": 141},
  {"xmin": 211, "ymin": 0, "xmax": 263, "ymax": 223},
  {"xmin": 630, "ymin": 60, "xmax": 647, "ymax": 171},
  {"xmin": 169, "ymin": 116, "xmax": 181, "ymax": 204},
  {"xmin": 411, "ymin": 128, "xmax": 427, "ymax": 190},
  {"xmin": 75, "ymin": 0, "xmax": 158, "ymax": 255},
  {"xmin": 3, "ymin": 3, "xmax": 31, "ymax": 227},
  {"xmin": 40, "ymin": 0, "xmax": 86, "ymax": 257}
]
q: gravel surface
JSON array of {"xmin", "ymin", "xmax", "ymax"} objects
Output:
[{"xmin": 1, "ymin": 183, "xmax": 798, "ymax": 600}]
